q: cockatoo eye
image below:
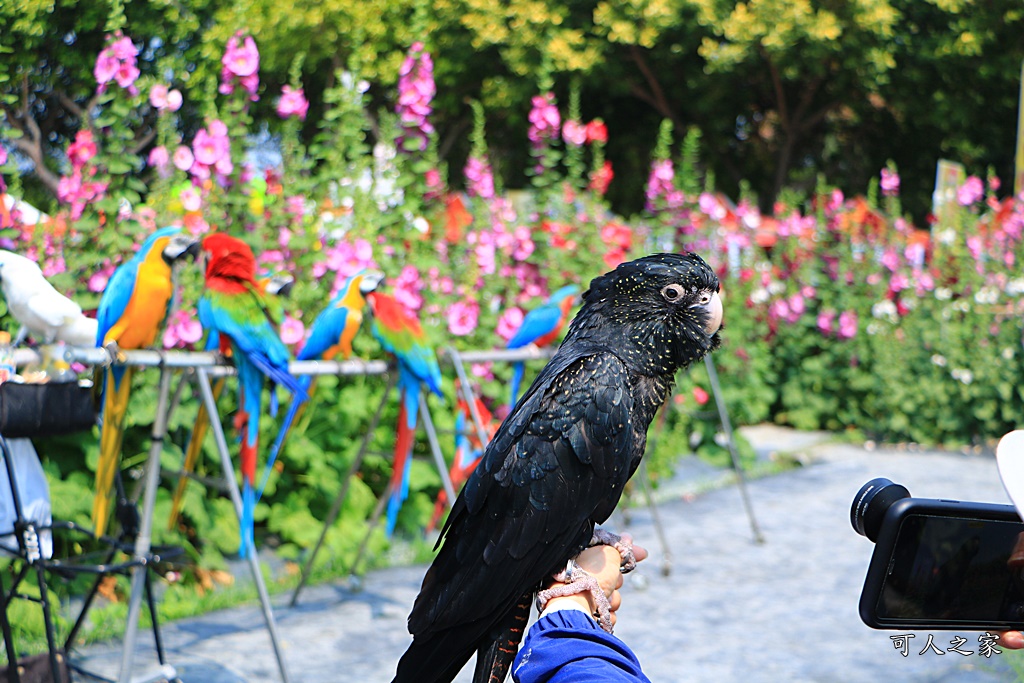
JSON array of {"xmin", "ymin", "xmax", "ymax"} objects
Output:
[{"xmin": 661, "ymin": 284, "xmax": 685, "ymax": 302}]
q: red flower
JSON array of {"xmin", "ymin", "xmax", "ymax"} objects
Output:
[
  {"xmin": 692, "ymin": 386, "xmax": 710, "ymax": 405},
  {"xmin": 585, "ymin": 119, "xmax": 608, "ymax": 144},
  {"xmin": 589, "ymin": 161, "xmax": 614, "ymax": 196}
]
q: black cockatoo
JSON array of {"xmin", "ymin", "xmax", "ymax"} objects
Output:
[{"xmin": 392, "ymin": 252, "xmax": 724, "ymax": 683}]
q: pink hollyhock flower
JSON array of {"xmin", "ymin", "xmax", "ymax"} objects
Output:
[
  {"xmin": 562, "ymin": 120, "xmax": 587, "ymax": 146},
  {"xmin": 471, "ymin": 362, "xmax": 494, "ymax": 380},
  {"xmin": 280, "ymin": 315, "xmax": 306, "ymax": 345},
  {"xmin": 837, "ymin": 310, "xmax": 858, "ymax": 340},
  {"xmin": 214, "ymin": 155, "xmax": 233, "ymax": 176},
  {"xmin": 496, "ymin": 307, "xmax": 525, "ymax": 342},
  {"xmin": 446, "ymin": 298, "xmax": 480, "ymax": 336},
  {"xmin": 396, "ymin": 43, "xmax": 436, "ymax": 151},
  {"xmin": 645, "ymin": 159, "xmax": 675, "ymax": 210},
  {"xmin": 148, "ymin": 145, "xmax": 170, "ymax": 171},
  {"xmin": 881, "ymin": 248, "xmax": 899, "ymax": 272},
  {"xmin": 150, "ymin": 84, "xmax": 171, "ymax": 109},
  {"xmin": 67, "ymin": 130, "xmax": 97, "ymax": 168},
  {"xmin": 42, "ymin": 256, "xmax": 66, "ymax": 277},
  {"xmin": 173, "ymin": 146, "xmax": 194, "ymax": 171},
  {"xmin": 585, "ymin": 119, "xmax": 608, "ymax": 144},
  {"xmin": 880, "ymin": 168, "xmax": 900, "ymax": 196},
  {"xmin": 222, "ymin": 33, "xmax": 260, "ymax": 78},
  {"xmin": 787, "ymin": 293, "xmax": 805, "ymax": 319},
  {"xmin": 527, "ymin": 93, "xmax": 560, "ymax": 143},
  {"xmin": 88, "ymin": 263, "xmax": 115, "ymax": 293},
  {"xmin": 286, "ymin": 196, "xmax": 305, "ymax": 216},
  {"xmin": 163, "ymin": 309, "xmax": 203, "ymax": 348},
  {"xmin": 277, "ymin": 85, "xmax": 309, "ymax": 120},
  {"xmin": 278, "ymin": 228, "xmax": 292, "ymax": 248},
  {"xmin": 394, "ymin": 265, "xmax": 425, "ymax": 312},
  {"xmin": 179, "ymin": 187, "xmax": 201, "ymax": 212},
  {"xmin": 94, "ymin": 50, "xmax": 119, "ymax": 85},
  {"xmin": 817, "ymin": 310, "xmax": 836, "ymax": 336},
  {"xmin": 957, "ymin": 176, "xmax": 984, "ymax": 206},
  {"xmin": 166, "ymin": 89, "xmax": 183, "ymax": 111},
  {"xmin": 465, "ymin": 156, "xmax": 495, "ymax": 199},
  {"xmin": 109, "ymin": 36, "xmax": 138, "ymax": 61},
  {"xmin": 0, "ymin": 146, "xmax": 6, "ymax": 166},
  {"xmin": 192, "ymin": 125, "xmax": 229, "ymax": 166},
  {"xmin": 114, "ymin": 61, "xmax": 140, "ymax": 90}
]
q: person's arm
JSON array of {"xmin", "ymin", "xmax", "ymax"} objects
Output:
[{"xmin": 512, "ymin": 542, "xmax": 651, "ymax": 683}]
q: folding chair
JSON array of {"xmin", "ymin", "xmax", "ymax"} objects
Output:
[{"xmin": 0, "ymin": 381, "xmax": 179, "ymax": 683}]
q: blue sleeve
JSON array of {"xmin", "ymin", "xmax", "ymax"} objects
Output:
[{"xmin": 511, "ymin": 610, "xmax": 651, "ymax": 683}]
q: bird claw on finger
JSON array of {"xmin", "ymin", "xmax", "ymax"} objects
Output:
[
  {"xmin": 589, "ymin": 528, "xmax": 636, "ymax": 573},
  {"xmin": 535, "ymin": 559, "xmax": 615, "ymax": 633}
]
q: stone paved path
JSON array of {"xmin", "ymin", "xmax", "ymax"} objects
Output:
[{"xmin": 74, "ymin": 426, "xmax": 1022, "ymax": 682}]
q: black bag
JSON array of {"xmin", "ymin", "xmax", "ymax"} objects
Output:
[
  {"xmin": 0, "ymin": 652, "xmax": 70, "ymax": 683},
  {"xmin": 0, "ymin": 382, "xmax": 96, "ymax": 439}
]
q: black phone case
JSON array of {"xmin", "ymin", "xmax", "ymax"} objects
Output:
[{"xmin": 860, "ymin": 497, "xmax": 1024, "ymax": 630}]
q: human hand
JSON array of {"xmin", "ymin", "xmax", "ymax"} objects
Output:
[
  {"xmin": 998, "ymin": 631, "xmax": 1024, "ymax": 649},
  {"xmin": 541, "ymin": 539, "xmax": 649, "ymax": 629}
]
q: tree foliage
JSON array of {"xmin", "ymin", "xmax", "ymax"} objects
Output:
[{"xmin": 2, "ymin": 0, "xmax": 1023, "ymax": 220}]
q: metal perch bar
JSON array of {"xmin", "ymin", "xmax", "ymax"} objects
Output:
[
  {"xmin": 13, "ymin": 347, "xmax": 389, "ymax": 378},
  {"xmin": 195, "ymin": 368, "xmax": 292, "ymax": 683}
]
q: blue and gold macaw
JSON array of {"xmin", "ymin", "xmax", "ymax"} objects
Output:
[
  {"xmin": 197, "ymin": 232, "xmax": 306, "ymax": 556},
  {"xmin": 93, "ymin": 226, "xmax": 198, "ymax": 536},
  {"xmin": 255, "ymin": 269, "xmax": 383, "ymax": 499},
  {"xmin": 505, "ymin": 285, "xmax": 578, "ymax": 410},
  {"xmin": 366, "ymin": 290, "xmax": 443, "ymax": 536}
]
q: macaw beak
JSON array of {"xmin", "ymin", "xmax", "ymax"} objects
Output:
[
  {"xmin": 699, "ymin": 290, "xmax": 724, "ymax": 336},
  {"xmin": 163, "ymin": 234, "xmax": 201, "ymax": 263},
  {"xmin": 359, "ymin": 270, "xmax": 385, "ymax": 295},
  {"xmin": 266, "ymin": 273, "xmax": 296, "ymax": 298}
]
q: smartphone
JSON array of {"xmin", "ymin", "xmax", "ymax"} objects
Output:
[{"xmin": 859, "ymin": 496, "xmax": 1024, "ymax": 630}]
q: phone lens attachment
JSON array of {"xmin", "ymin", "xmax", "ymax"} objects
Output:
[{"xmin": 851, "ymin": 478, "xmax": 911, "ymax": 542}]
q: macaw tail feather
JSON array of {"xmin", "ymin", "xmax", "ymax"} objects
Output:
[
  {"xmin": 508, "ymin": 361, "xmax": 525, "ymax": 411},
  {"xmin": 256, "ymin": 375, "xmax": 314, "ymax": 503},
  {"xmin": 384, "ymin": 455, "xmax": 412, "ymax": 537},
  {"xmin": 385, "ymin": 395, "xmax": 416, "ymax": 537},
  {"xmin": 168, "ymin": 378, "xmax": 226, "ymax": 531},
  {"xmin": 240, "ymin": 479, "xmax": 255, "ymax": 558},
  {"xmin": 93, "ymin": 367, "xmax": 135, "ymax": 537}
]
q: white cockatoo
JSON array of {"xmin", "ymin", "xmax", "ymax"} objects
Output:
[{"xmin": 0, "ymin": 249, "xmax": 98, "ymax": 346}]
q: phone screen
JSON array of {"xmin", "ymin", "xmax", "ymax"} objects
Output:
[{"xmin": 875, "ymin": 514, "xmax": 1024, "ymax": 625}]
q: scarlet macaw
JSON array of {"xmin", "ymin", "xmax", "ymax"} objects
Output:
[
  {"xmin": 366, "ymin": 290, "xmax": 443, "ymax": 536},
  {"xmin": 197, "ymin": 232, "xmax": 306, "ymax": 556},
  {"xmin": 505, "ymin": 285, "xmax": 578, "ymax": 410},
  {"xmin": 427, "ymin": 387, "xmax": 497, "ymax": 533},
  {"xmin": 256, "ymin": 269, "xmax": 383, "ymax": 498},
  {"xmin": 93, "ymin": 227, "xmax": 198, "ymax": 535},
  {"xmin": 167, "ymin": 270, "xmax": 297, "ymax": 530}
]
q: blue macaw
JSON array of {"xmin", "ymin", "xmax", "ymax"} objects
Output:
[
  {"xmin": 505, "ymin": 285, "xmax": 579, "ymax": 410},
  {"xmin": 255, "ymin": 269, "xmax": 384, "ymax": 499}
]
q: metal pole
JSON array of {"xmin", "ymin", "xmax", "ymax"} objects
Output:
[
  {"xmin": 118, "ymin": 362, "xmax": 176, "ymax": 683},
  {"xmin": 636, "ymin": 459, "xmax": 673, "ymax": 577},
  {"xmin": 289, "ymin": 374, "xmax": 396, "ymax": 607},
  {"xmin": 195, "ymin": 368, "xmax": 291, "ymax": 683},
  {"xmin": 703, "ymin": 355, "xmax": 764, "ymax": 544},
  {"xmin": 443, "ymin": 347, "xmax": 491, "ymax": 448},
  {"xmin": 347, "ymin": 481, "xmax": 394, "ymax": 582},
  {"xmin": 418, "ymin": 393, "xmax": 456, "ymax": 505}
]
